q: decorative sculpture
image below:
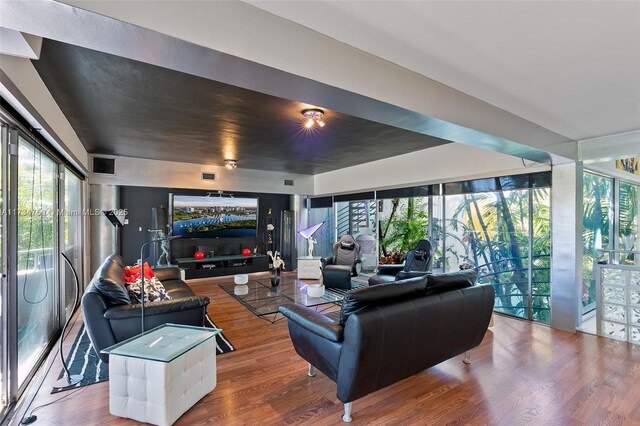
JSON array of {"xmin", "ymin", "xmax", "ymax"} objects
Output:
[
  {"xmin": 298, "ymin": 221, "xmax": 325, "ymax": 258},
  {"xmin": 267, "ymin": 250, "xmax": 285, "ymax": 286},
  {"xmin": 307, "ymin": 237, "xmax": 317, "ymax": 257}
]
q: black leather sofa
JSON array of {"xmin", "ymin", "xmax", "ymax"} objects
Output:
[
  {"xmin": 82, "ymin": 254, "xmax": 210, "ymax": 363},
  {"xmin": 279, "ymin": 270, "xmax": 494, "ymax": 422}
]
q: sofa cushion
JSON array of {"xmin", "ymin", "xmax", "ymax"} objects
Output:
[
  {"xmin": 162, "ymin": 280, "xmax": 197, "ymax": 299},
  {"xmin": 340, "ymin": 241, "xmax": 355, "ymax": 251},
  {"xmin": 339, "ymin": 275, "xmax": 429, "ymax": 325},
  {"xmin": 126, "ymin": 277, "xmax": 171, "ymax": 303},
  {"xmin": 395, "ymin": 270, "xmax": 431, "ymax": 281},
  {"xmin": 424, "ymin": 269, "xmax": 477, "ymax": 295},
  {"xmin": 93, "ymin": 255, "xmax": 131, "ymax": 306},
  {"xmin": 124, "ymin": 262, "xmax": 155, "ymax": 283}
]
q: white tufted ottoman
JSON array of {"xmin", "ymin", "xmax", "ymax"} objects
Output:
[{"xmin": 102, "ymin": 324, "xmax": 220, "ymax": 426}]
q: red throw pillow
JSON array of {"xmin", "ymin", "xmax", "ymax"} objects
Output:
[{"xmin": 124, "ymin": 262, "xmax": 155, "ymax": 283}]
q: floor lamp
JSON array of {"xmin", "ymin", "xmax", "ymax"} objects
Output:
[
  {"xmin": 298, "ymin": 221, "xmax": 326, "ymax": 258},
  {"xmin": 139, "ymin": 234, "xmax": 181, "ymax": 333},
  {"xmin": 52, "ymin": 253, "xmax": 83, "ymax": 390}
]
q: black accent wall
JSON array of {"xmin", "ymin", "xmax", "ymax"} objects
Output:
[{"xmin": 119, "ymin": 186, "xmax": 290, "ymax": 265}]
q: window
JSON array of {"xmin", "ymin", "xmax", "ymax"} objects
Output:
[
  {"xmin": 0, "ymin": 112, "xmax": 86, "ymax": 417},
  {"xmin": 582, "ymin": 173, "xmax": 613, "ymax": 314},
  {"xmin": 17, "ymin": 137, "xmax": 59, "ymax": 386},
  {"xmin": 63, "ymin": 169, "xmax": 83, "ymax": 315},
  {"xmin": 378, "ymin": 197, "xmax": 428, "ymax": 265},
  {"xmin": 437, "ymin": 181, "xmax": 551, "ymax": 323},
  {"xmin": 334, "ymin": 199, "xmax": 377, "ymax": 273},
  {"xmin": 618, "ymin": 181, "xmax": 639, "ymax": 265}
]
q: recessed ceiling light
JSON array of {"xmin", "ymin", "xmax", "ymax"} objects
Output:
[
  {"xmin": 301, "ymin": 108, "xmax": 326, "ymax": 129},
  {"xmin": 224, "ymin": 159, "xmax": 238, "ymax": 169}
]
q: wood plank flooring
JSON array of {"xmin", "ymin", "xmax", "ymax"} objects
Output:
[{"xmin": 15, "ymin": 273, "xmax": 640, "ymax": 425}]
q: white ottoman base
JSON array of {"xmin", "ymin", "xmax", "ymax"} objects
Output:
[{"xmin": 109, "ymin": 338, "xmax": 216, "ymax": 426}]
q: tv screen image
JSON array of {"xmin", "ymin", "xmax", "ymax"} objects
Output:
[{"xmin": 172, "ymin": 195, "xmax": 258, "ymax": 238}]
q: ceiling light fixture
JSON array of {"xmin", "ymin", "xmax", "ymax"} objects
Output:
[
  {"xmin": 224, "ymin": 159, "xmax": 238, "ymax": 169},
  {"xmin": 301, "ymin": 108, "xmax": 325, "ymax": 129}
]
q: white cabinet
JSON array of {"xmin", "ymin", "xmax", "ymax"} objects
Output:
[{"xmin": 297, "ymin": 257, "xmax": 322, "ymax": 280}]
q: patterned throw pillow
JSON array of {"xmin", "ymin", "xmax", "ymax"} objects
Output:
[{"xmin": 126, "ymin": 277, "xmax": 171, "ymax": 303}]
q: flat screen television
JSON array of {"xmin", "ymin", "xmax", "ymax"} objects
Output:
[{"xmin": 171, "ymin": 195, "xmax": 258, "ymax": 238}]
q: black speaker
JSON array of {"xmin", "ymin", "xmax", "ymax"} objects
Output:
[
  {"xmin": 92, "ymin": 157, "xmax": 116, "ymax": 175},
  {"xmin": 280, "ymin": 210, "xmax": 294, "ymax": 268}
]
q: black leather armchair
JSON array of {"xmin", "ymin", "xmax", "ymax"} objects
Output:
[
  {"xmin": 82, "ymin": 254, "xmax": 210, "ymax": 363},
  {"xmin": 321, "ymin": 235, "xmax": 361, "ymax": 290},
  {"xmin": 369, "ymin": 239, "xmax": 432, "ymax": 285},
  {"xmin": 280, "ymin": 270, "xmax": 494, "ymax": 422}
]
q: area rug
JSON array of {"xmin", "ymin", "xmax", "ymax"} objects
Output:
[{"xmin": 52, "ymin": 315, "xmax": 234, "ymax": 394}]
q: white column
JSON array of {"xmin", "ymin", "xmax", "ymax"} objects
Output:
[
  {"xmin": 290, "ymin": 195, "xmax": 308, "ymax": 271},
  {"xmin": 550, "ymin": 162, "xmax": 583, "ymax": 332}
]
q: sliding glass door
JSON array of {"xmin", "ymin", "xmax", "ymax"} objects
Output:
[
  {"xmin": 0, "ymin": 125, "xmax": 7, "ymax": 414},
  {"xmin": 16, "ymin": 137, "xmax": 59, "ymax": 387},
  {"xmin": 0, "ymin": 111, "xmax": 86, "ymax": 420},
  {"xmin": 618, "ymin": 181, "xmax": 639, "ymax": 265},
  {"xmin": 582, "ymin": 172, "xmax": 613, "ymax": 317},
  {"xmin": 63, "ymin": 169, "xmax": 83, "ymax": 316},
  {"xmin": 435, "ymin": 176, "xmax": 551, "ymax": 323}
]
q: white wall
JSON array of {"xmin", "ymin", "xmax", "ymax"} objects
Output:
[
  {"xmin": 89, "ymin": 155, "xmax": 314, "ymax": 195},
  {"xmin": 313, "ymin": 143, "xmax": 548, "ymax": 195},
  {"xmin": 0, "ymin": 54, "xmax": 88, "ymax": 171}
]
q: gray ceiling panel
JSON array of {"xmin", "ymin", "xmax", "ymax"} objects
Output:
[{"xmin": 32, "ymin": 40, "xmax": 450, "ymax": 175}]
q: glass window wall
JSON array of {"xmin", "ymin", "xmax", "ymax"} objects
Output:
[
  {"xmin": 378, "ymin": 197, "xmax": 428, "ymax": 265},
  {"xmin": 437, "ymin": 187, "xmax": 550, "ymax": 323},
  {"xmin": 582, "ymin": 173, "xmax": 613, "ymax": 315},
  {"xmin": 1, "ymin": 112, "xmax": 85, "ymax": 420},
  {"xmin": 63, "ymin": 169, "xmax": 83, "ymax": 315},
  {"xmin": 0, "ymin": 126, "xmax": 5, "ymax": 413},
  {"xmin": 618, "ymin": 181, "xmax": 639, "ymax": 265},
  {"xmin": 335, "ymin": 199, "xmax": 378, "ymax": 273},
  {"xmin": 17, "ymin": 137, "xmax": 59, "ymax": 387}
]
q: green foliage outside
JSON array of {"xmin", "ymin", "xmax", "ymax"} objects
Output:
[
  {"xmin": 582, "ymin": 173, "xmax": 612, "ymax": 308},
  {"xmin": 581, "ymin": 174, "xmax": 639, "ymax": 311},
  {"xmin": 378, "ymin": 197, "xmax": 428, "ymax": 263},
  {"xmin": 618, "ymin": 181, "xmax": 638, "ymax": 264},
  {"xmin": 376, "ymin": 190, "xmax": 551, "ymax": 323},
  {"xmin": 447, "ymin": 189, "xmax": 551, "ymax": 323},
  {"xmin": 17, "ymin": 142, "xmax": 57, "ymax": 272}
]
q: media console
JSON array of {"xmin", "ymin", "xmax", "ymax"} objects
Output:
[{"xmin": 174, "ymin": 254, "xmax": 270, "ymax": 279}]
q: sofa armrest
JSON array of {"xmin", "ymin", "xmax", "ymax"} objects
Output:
[
  {"xmin": 104, "ymin": 296, "xmax": 210, "ymax": 320},
  {"xmin": 395, "ymin": 270, "xmax": 432, "ymax": 280},
  {"xmin": 279, "ymin": 304, "xmax": 344, "ymax": 343},
  {"xmin": 377, "ymin": 264, "xmax": 403, "ymax": 276},
  {"xmin": 152, "ymin": 266, "xmax": 182, "ymax": 282},
  {"xmin": 82, "ymin": 291, "xmax": 118, "ymax": 363},
  {"xmin": 321, "ymin": 256, "xmax": 334, "ymax": 267}
]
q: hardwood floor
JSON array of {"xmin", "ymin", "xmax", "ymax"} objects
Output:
[{"xmin": 15, "ymin": 273, "xmax": 640, "ymax": 425}]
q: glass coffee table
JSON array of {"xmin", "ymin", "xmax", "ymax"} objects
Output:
[{"xmin": 219, "ymin": 277, "xmax": 365, "ymax": 322}]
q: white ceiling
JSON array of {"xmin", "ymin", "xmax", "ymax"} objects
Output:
[{"xmin": 246, "ymin": 1, "xmax": 640, "ymax": 142}]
